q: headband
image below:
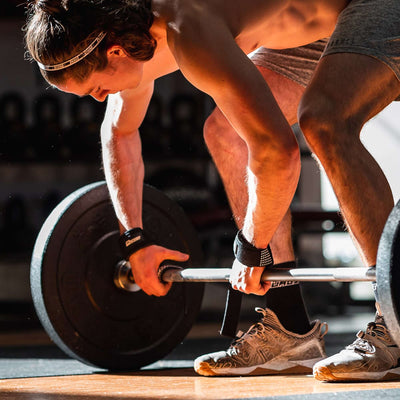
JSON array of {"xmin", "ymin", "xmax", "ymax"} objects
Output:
[{"xmin": 36, "ymin": 31, "xmax": 107, "ymax": 71}]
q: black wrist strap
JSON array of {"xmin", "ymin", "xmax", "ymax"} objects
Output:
[
  {"xmin": 233, "ymin": 230, "xmax": 274, "ymax": 267},
  {"xmin": 119, "ymin": 228, "xmax": 154, "ymax": 260},
  {"xmin": 220, "ymin": 230, "xmax": 273, "ymax": 338},
  {"xmin": 220, "ymin": 286, "xmax": 243, "ymax": 338}
]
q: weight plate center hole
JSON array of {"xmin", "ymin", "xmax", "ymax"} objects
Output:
[{"xmin": 114, "ymin": 260, "xmax": 142, "ymax": 292}]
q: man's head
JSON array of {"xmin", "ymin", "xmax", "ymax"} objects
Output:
[{"xmin": 25, "ymin": 0, "xmax": 157, "ymax": 86}]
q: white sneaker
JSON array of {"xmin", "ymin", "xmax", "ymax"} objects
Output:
[
  {"xmin": 194, "ymin": 307, "xmax": 327, "ymax": 376},
  {"xmin": 314, "ymin": 314, "xmax": 400, "ymax": 382}
]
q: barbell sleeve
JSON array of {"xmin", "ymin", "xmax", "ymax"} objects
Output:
[{"xmin": 160, "ymin": 266, "xmax": 376, "ymax": 283}]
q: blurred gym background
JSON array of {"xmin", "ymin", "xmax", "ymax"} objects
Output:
[{"xmin": 1, "ymin": 1, "xmax": 400, "ymax": 340}]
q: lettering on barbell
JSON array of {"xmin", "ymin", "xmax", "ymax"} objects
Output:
[{"xmin": 270, "ymin": 280, "xmax": 300, "ymax": 289}]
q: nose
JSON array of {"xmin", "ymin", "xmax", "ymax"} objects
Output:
[{"xmin": 90, "ymin": 92, "xmax": 109, "ymax": 102}]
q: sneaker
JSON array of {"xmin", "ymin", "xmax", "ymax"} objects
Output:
[
  {"xmin": 313, "ymin": 314, "xmax": 400, "ymax": 382},
  {"xmin": 194, "ymin": 307, "xmax": 327, "ymax": 376}
]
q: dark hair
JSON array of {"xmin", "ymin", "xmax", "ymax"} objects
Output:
[{"xmin": 24, "ymin": 0, "xmax": 157, "ymax": 84}]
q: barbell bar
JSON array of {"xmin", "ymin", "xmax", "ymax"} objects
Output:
[
  {"xmin": 115, "ymin": 262, "xmax": 376, "ymax": 291},
  {"xmin": 30, "ymin": 181, "xmax": 400, "ymax": 371},
  {"xmin": 162, "ymin": 265, "xmax": 377, "ymax": 282}
]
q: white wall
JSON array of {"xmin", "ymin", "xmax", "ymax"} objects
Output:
[{"xmin": 322, "ymin": 102, "xmax": 400, "ymax": 208}]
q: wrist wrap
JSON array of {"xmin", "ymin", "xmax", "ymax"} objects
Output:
[
  {"xmin": 119, "ymin": 228, "xmax": 153, "ymax": 260},
  {"xmin": 233, "ymin": 230, "xmax": 274, "ymax": 267}
]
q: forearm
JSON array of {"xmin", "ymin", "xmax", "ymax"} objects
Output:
[
  {"xmin": 242, "ymin": 139, "xmax": 301, "ymax": 249},
  {"xmin": 101, "ymin": 124, "xmax": 145, "ymax": 231},
  {"xmin": 99, "ymin": 83, "xmax": 154, "ymax": 231},
  {"xmin": 168, "ymin": 18, "xmax": 302, "ymax": 250}
]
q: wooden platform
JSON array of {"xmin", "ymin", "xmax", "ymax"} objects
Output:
[
  {"xmin": 2, "ymin": 316, "xmax": 400, "ymax": 399},
  {"xmin": 1, "ymin": 370, "xmax": 400, "ymax": 399}
]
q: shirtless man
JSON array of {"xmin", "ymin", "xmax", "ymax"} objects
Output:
[{"xmin": 25, "ymin": 0, "xmax": 400, "ymax": 381}]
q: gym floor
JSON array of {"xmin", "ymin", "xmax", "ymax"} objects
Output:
[{"xmin": 1, "ymin": 288, "xmax": 400, "ymax": 400}]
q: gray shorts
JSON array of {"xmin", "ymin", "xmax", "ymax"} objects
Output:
[
  {"xmin": 250, "ymin": 0, "xmax": 400, "ymax": 96},
  {"xmin": 324, "ymin": 0, "xmax": 400, "ymax": 83},
  {"xmin": 249, "ymin": 39, "xmax": 327, "ymax": 88}
]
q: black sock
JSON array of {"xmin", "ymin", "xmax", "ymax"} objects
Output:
[{"xmin": 265, "ymin": 261, "xmax": 312, "ymax": 334}]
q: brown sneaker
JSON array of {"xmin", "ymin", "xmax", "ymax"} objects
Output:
[
  {"xmin": 194, "ymin": 307, "xmax": 327, "ymax": 376},
  {"xmin": 314, "ymin": 314, "xmax": 400, "ymax": 382}
]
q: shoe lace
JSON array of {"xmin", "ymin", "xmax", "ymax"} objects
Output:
[
  {"xmin": 347, "ymin": 321, "xmax": 391, "ymax": 354},
  {"xmin": 347, "ymin": 332, "xmax": 375, "ymax": 353},
  {"xmin": 228, "ymin": 308, "xmax": 268, "ymax": 355}
]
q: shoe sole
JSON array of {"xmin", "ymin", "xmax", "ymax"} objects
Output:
[
  {"xmin": 314, "ymin": 365, "xmax": 400, "ymax": 382},
  {"xmin": 195, "ymin": 362, "xmax": 313, "ymax": 377}
]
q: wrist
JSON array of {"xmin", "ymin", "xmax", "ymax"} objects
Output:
[
  {"xmin": 119, "ymin": 228, "xmax": 154, "ymax": 260},
  {"xmin": 233, "ymin": 229, "xmax": 274, "ymax": 267}
]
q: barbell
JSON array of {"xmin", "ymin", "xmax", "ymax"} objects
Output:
[{"xmin": 30, "ymin": 181, "xmax": 400, "ymax": 370}]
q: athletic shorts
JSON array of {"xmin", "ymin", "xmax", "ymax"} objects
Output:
[
  {"xmin": 249, "ymin": 39, "xmax": 327, "ymax": 88},
  {"xmin": 249, "ymin": 0, "xmax": 400, "ymax": 98}
]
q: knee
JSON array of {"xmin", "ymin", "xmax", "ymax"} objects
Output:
[
  {"xmin": 298, "ymin": 94, "xmax": 361, "ymax": 157},
  {"xmin": 204, "ymin": 110, "xmax": 300, "ymax": 169},
  {"xmin": 203, "ymin": 111, "xmax": 223, "ymax": 151},
  {"xmin": 298, "ymin": 94, "xmax": 336, "ymax": 154},
  {"xmin": 203, "ymin": 109, "xmax": 244, "ymax": 155}
]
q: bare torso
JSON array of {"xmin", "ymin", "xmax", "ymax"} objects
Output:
[
  {"xmin": 143, "ymin": 0, "xmax": 349, "ymax": 82},
  {"xmin": 99, "ymin": 0, "xmax": 352, "ymax": 297}
]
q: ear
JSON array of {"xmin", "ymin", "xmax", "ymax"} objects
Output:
[{"xmin": 106, "ymin": 45, "xmax": 129, "ymax": 59}]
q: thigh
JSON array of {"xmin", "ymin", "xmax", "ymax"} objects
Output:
[
  {"xmin": 255, "ymin": 66, "xmax": 305, "ymax": 125},
  {"xmin": 208, "ymin": 39, "xmax": 328, "ymax": 135},
  {"xmin": 300, "ymin": 52, "xmax": 400, "ymax": 128},
  {"xmin": 209, "ymin": 65, "xmax": 305, "ymax": 130},
  {"xmin": 250, "ymin": 40, "xmax": 327, "ymax": 124}
]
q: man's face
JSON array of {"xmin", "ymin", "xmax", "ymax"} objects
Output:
[{"xmin": 56, "ymin": 49, "xmax": 144, "ymax": 102}]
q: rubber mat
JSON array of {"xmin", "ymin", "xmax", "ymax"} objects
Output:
[
  {"xmin": 0, "ymin": 337, "xmax": 230, "ymax": 379},
  {"xmin": 241, "ymin": 389, "xmax": 400, "ymax": 400}
]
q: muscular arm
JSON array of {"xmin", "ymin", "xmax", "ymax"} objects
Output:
[
  {"xmin": 101, "ymin": 82, "xmax": 189, "ymax": 296},
  {"xmin": 167, "ymin": 11, "xmax": 301, "ymax": 250},
  {"xmin": 101, "ymin": 84, "xmax": 153, "ymax": 230}
]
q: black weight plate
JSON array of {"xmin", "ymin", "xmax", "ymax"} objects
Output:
[
  {"xmin": 31, "ymin": 182, "xmax": 204, "ymax": 370},
  {"xmin": 376, "ymin": 199, "xmax": 400, "ymax": 347}
]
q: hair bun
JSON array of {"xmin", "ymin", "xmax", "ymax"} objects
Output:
[{"xmin": 35, "ymin": 0, "xmax": 69, "ymax": 15}]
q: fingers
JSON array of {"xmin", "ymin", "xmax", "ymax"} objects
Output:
[
  {"xmin": 129, "ymin": 245, "xmax": 189, "ymax": 297},
  {"xmin": 163, "ymin": 248, "xmax": 190, "ymax": 263},
  {"xmin": 229, "ymin": 259, "xmax": 271, "ymax": 296}
]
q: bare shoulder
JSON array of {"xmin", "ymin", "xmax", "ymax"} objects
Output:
[
  {"xmin": 152, "ymin": 0, "xmax": 214, "ymax": 18},
  {"xmin": 152, "ymin": 0, "xmax": 229, "ymax": 33}
]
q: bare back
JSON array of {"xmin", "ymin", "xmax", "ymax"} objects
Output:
[
  {"xmin": 228, "ymin": 0, "xmax": 349, "ymax": 51},
  {"xmin": 144, "ymin": 0, "xmax": 349, "ymax": 83},
  {"xmin": 153, "ymin": 0, "xmax": 349, "ymax": 48}
]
